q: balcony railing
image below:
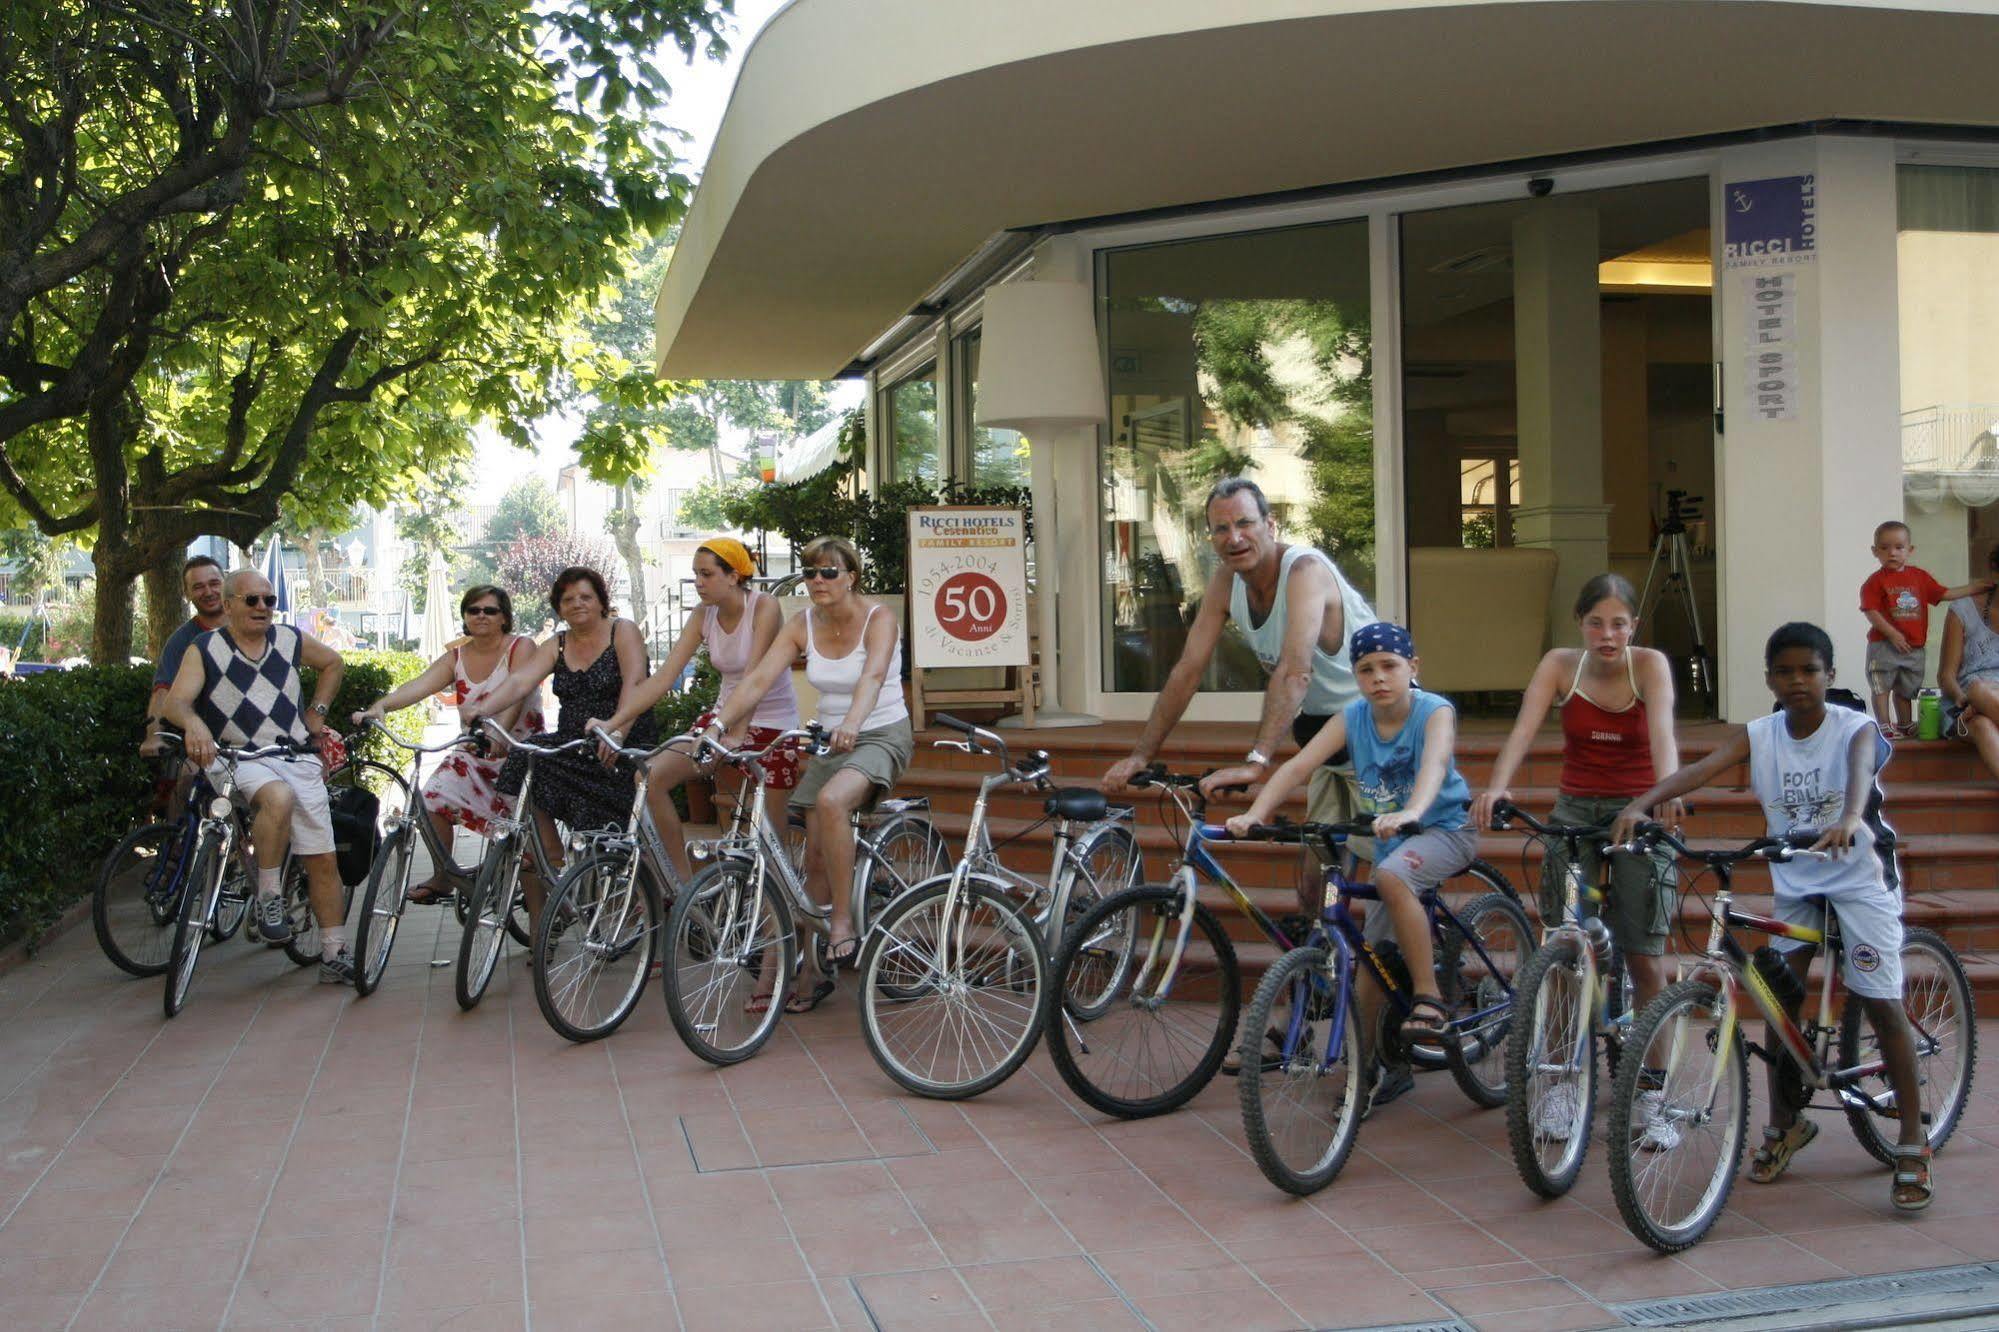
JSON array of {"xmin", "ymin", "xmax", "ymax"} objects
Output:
[{"xmin": 1903, "ymin": 403, "xmax": 1999, "ymax": 473}]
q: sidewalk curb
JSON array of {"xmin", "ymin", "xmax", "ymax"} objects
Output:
[{"xmin": 0, "ymin": 895, "xmax": 91, "ymax": 979}]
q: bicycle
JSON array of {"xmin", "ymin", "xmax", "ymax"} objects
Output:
[
  {"xmin": 1490, "ymin": 799, "xmax": 1656, "ymax": 1197},
  {"xmin": 526, "ymin": 725, "xmax": 751, "ymax": 1043},
  {"xmin": 1605, "ymin": 823, "xmax": 1976, "ymax": 1253},
  {"xmin": 854, "ymin": 714, "xmax": 1143, "ymax": 1099},
  {"xmin": 1046, "ymin": 764, "xmax": 1524, "ymax": 1120},
  {"xmin": 661, "ymin": 725, "xmax": 951, "ymax": 1066},
  {"xmin": 452, "ymin": 722, "xmax": 594, "ymax": 1011},
  {"xmin": 349, "ymin": 723, "xmax": 488, "ymax": 997}
]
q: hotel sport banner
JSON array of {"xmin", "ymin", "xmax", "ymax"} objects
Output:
[{"xmin": 907, "ymin": 507, "xmax": 1030, "ymax": 669}]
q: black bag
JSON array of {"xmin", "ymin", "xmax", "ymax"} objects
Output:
[{"xmin": 328, "ymin": 784, "xmax": 381, "ymax": 887}]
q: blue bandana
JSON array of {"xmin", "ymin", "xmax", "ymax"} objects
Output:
[{"xmin": 1349, "ymin": 620, "xmax": 1415, "ymax": 662}]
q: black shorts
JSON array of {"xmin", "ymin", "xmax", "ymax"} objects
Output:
[{"xmin": 1292, "ymin": 712, "xmax": 1351, "ymax": 769}]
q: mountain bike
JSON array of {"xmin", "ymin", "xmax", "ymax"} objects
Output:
[
  {"xmin": 855, "ymin": 714, "xmax": 1142, "ymax": 1099},
  {"xmin": 1046, "ymin": 765, "xmax": 1522, "ymax": 1119},
  {"xmin": 662, "ymin": 725, "xmax": 950, "ymax": 1065},
  {"xmin": 1606, "ymin": 823, "xmax": 1976, "ymax": 1253}
]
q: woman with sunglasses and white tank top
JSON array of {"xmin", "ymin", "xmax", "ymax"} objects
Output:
[{"xmin": 705, "ymin": 535, "xmax": 913, "ymax": 1012}]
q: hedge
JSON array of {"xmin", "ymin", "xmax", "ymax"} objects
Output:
[{"xmin": 0, "ymin": 647, "xmax": 429, "ymax": 951}]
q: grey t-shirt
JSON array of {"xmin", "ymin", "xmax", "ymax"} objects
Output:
[{"xmin": 152, "ymin": 615, "xmax": 212, "ymax": 689}]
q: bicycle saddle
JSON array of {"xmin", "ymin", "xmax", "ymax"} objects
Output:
[
  {"xmin": 877, "ymin": 796, "xmax": 931, "ymax": 814},
  {"xmin": 1044, "ymin": 788, "xmax": 1108, "ymax": 822}
]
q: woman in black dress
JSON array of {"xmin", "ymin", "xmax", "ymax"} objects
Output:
[{"xmin": 464, "ymin": 566, "xmax": 656, "ymax": 923}]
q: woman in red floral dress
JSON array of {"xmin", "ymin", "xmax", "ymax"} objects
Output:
[{"xmin": 352, "ymin": 584, "xmax": 543, "ymax": 902}]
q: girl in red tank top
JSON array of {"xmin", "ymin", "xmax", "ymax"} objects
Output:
[{"xmin": 1470, "ymin": 573, "xmax": 1683, "ymax": 1015}]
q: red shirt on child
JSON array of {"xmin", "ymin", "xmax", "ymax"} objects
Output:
[{"xmin": 1860, "ymin": 567, "xmax": 1948, "ymax": 647}]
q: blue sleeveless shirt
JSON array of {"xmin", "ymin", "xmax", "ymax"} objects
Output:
[{"xmin": 1342, "ymin": 688, "xmax": 1470, "ymax": 854}]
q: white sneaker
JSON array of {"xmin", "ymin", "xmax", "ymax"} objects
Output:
[
  {"xmin": 1534, "ymin": 1083, "xmax": 1580, "ymax": 1140},
  {"xmin": 1637, "ymin": 1089, "xmax": 1682, "ymax": 1151}
]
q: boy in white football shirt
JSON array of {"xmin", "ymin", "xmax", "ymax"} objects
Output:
[{"xmin": 1614, "ymin": 622, "xmax": 1930, "ymax": 1211}]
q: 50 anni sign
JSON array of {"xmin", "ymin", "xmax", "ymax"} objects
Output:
[{"xmin": 907, "ymin": 508, "xmax": 1029, "ymax": 668}]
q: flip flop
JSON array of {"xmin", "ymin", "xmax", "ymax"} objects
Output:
[
  {"xmin": 1892, "ymin": 1145, "xmax": 1934, "ymax": 1212},
  {"xmin": 407, "ymin": 882, "xmax": 453, "ymax": 906},
  {"xmin": 784, "ymin": 978, "xmax": 836, "ymax": 1014},
  {"xmin": 827, "ymin": 936, "xmax": 861, "ymax": 970},
  {"xmin": 1748, "ymin": 1118, "xmax": 1818, "ymax": 1184},
  {"xmin": 745, "ymin": 992, "xmax": 775, "ymax": 1016}
]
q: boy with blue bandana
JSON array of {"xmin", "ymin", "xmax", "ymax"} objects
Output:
[{"xmin": 1229, "ymin": 621, "xmax": 1476, "ymax": 1053}]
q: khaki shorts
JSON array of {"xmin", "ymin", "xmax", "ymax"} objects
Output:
[
  {"xmin": 789, "ymin": 719, "xmax": 915, "ymax": 812},
  {"xmin": 1537, "ymin": 793, "xmax": 1678, "ymax": 957},
  {"xmin": 211, "ymin": 753, "xmax": 334, "ymax": 856},
  {"xmin": 1307, "ymin": 764, "xmax": 1374, "ymax": 863},
  {"xmin": 1865, "ymin": 640, "xmax": 1926, "ymax": 701}
]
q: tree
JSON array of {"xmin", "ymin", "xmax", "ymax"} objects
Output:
[
  {"xmin": 0, "ymin": 1, "xmax": 734, "ymax": 660},
  {"xmin": 0, "ymin": 528, "xmax": 68, "ymax": 607},
  {"xmin": 484, "ymin": 478, "xmax": 564, "ymax": 551},
  {"xmin": 495, "ymin": 530, "xmax": 620, "ymax": 634}
]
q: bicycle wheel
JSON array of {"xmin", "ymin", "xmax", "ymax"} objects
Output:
[
  {"xmin": 663, "ymin": 860, "xmax": 795, "ymax": 1065},
  {"xmin": 210, "ymin": 858, "xmax": 250, "ymax": 943},
  {"xmin": 858, "ymin": 879, "xmax": 1048, "ymax": 1100},
  {"xmin": 1607, "ymin": 978, "xmax": 1748, "ymax": 1253},
  {"xmin": 1053, "ymin": 824, "xmax": 1143, "ymax": 1017},
  {"xmin": 94, "ymin": 823, "xmax": 186, "ymax": 976},
  {"xmin": 1839, "ymin": 926, "xmax": 1976, "ymax": 1165},
  {"xmin": 534, "ymin": 852, "xmax": 660, "ymax": 1043},
  {"xmin": 1439, "ymin": 889, "xmax": 1533, "ymax": 1108},
  {"xmin": 456, "ymin": 839, "xmax": 521, "ymax": 1010},
  {"xmin": 1505, "ymin": 936, "xmax": 1598, "ymax": 1197},
  {"xmin": 164, "ymin": 832, "xmax": 225, "ymax": 1018},
  {"xmin": 1045, "ymin": 884, "xmax": 1239, "ymax": 1120},
  {"xmin": 857, "ymin": 814, "xmax": 951, "ymax": 934},
  {"xmin": 281, "ymin": 858, "xmax": 352, "ymax": 968},
  {"xmin": 1408, "ymin": 859, "xmax": 1518, "ymax": 1072},
  {"xmin": 353, "ymin": 825, "xmax": 415, "ymax": 997},
  {"xmin": 1238, "ymin": 945, "xmax": 1365, "ymax": 1196}
]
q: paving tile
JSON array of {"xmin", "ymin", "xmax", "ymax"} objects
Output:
[
  {"xmin": 1440, "ymin": 1275, "xmax": 1596, "ymax": 1317},
  {"xmin": 677, "ymin": 1278, "xmax": 834, "ymax": 1331},
  {"xmin": 852, "ymin": 1267, "xmax": 981, "ymax": 1321},
  {"xmin": 956, "ymin": 1255, "xmax": 1117, "ymax": 1311},
  {"xmin": 1471, "ymin": 1301, "xmax": 1619, "ymax": 1332},
  {"xmin": 663, "ymin": 1231, "xmax": 812, "ymax": 1288},
  {"xmin": 378, "ymin": 1256, "xmax": 525, "ymax": 1313},
  {"xmin": 71, "ymin": 1277, "xmax": 235, "ymax": 1331},
  {"xmin": 1090, "ymin": 1241, "xmax": 1262, "ymax": 1298},
  {"xmin": 525, "ymin": 1289, "xmax": 679, "ymax": 1332},
  {"xmin": 1349, "ymin": 1218, "xmax": 1524, "ymax": 1275},
  {"xmin": 1785, "ymin": 1219, "xmax": 1970, "ymax": 1274},
  {"xmin": 1674, "ymin": 1233, "xmax": 1848, "ymax": 1289},
  {"xmin": 1129, "ymin": 1284, "xmax": 1304, "ymax": 1332}
]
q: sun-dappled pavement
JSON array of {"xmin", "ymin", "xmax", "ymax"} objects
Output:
[{"xmin": 3, "ymin": 907, "xmax": 1996, "ymax": 1332}]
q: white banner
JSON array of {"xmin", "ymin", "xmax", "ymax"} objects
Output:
[{"xmin": 907, "ymin": 507, "xmax": 1029, "ymax": 668}]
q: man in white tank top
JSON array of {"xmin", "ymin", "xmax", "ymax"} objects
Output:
[{"xmin": 1102, "ymin": 478, "xmax": 1376, "ymax": 838}]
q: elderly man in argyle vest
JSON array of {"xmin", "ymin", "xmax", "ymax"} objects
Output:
[{"xmin": 159, "ymin": 568, "xmax": 356, "ymax": 983}]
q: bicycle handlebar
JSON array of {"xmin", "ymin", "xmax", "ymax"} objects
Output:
[
  {"xmin": 154, "ymin": 730, "xmax": 315, "ymax": 764},
  {"xmin": 1489, "ymin": 799, "xmax": 1614, "ymax": 842},
  {"xmin": 1622, "ymin": 821, "xmax": 1826, "ymax": 864},
  {"xmin": 695, "ymin": 723, "xmax": 830, "ymax": 769},
  {"xmin": 480, "ymin": 718, "xmax": 592, "ymax": 759},
  {"xmin": 1223, "ymin": 814, "xmax": 1414, "ymax": 844},
  {"xmin": 931, "ymin": 713, "xmax": 1049, "ymax": 785},
  {"xmin": 356, "ymin": 717, "xmax": 484, "ymax": 755}
]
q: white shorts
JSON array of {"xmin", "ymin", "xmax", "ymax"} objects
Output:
[
  {"xmin": 1771, "ymin": 885, "xmax": 1905, "ymax": 1000},
  {"xmin": 210, "ymin": 754, "xmax": 335, "ymax": 857}
]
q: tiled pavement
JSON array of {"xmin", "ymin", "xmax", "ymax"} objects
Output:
[{"xmin": 3, "ymin": 910, "xmax": 1995, "ymax": 1332}]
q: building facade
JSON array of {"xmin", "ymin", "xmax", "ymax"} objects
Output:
[{"xmin": 654, "ymin": 0, "xmax": 1999, "ymax": 722}]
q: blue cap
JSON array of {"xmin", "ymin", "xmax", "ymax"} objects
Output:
[{"xmin": 1349, "ymin": 621, "xmax": 1415, "ymax": 662}]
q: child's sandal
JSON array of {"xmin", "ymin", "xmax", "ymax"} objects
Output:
[
  {"xmin": 1892, "ymin": 1146, "xmax": 1935, "ymax": 1212},
  {"xmin": 1747, "ymin": 1119, "xmax": 1818, "ymax": 1184},
  {"xmin": 1399, "ymin": 996, "xmax": 1459, "ymax": 1055}
]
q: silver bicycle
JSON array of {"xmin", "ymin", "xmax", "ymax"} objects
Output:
[
  {"xmin": 856, "ymin": 714, "xmax": 1144, "ymax": 1099},
  {"xmin": 661, "ymin": 724, "xmax": 950, "ymax": 1065}
]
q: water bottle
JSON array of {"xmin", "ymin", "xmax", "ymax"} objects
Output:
[
  {"xmin": 1581, "ymin": 915, "xmax": 1614, "ymax": 969},
  {"xmin": 1752, "ymin": 945, "xmax": 1805, "ymax": 1010},
  {"xmin": 1916, "ymin": 688, "xmax": 1943, "ymax": 741}
]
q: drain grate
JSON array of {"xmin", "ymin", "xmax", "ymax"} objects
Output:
[
  {"xmin": 1347, "ymin": 1322, "xmax": 1476, "ymax": 1332},
  {"xmin": 1614, "ymin": 1261, "xmax": 1999, "ymax": 1328}
]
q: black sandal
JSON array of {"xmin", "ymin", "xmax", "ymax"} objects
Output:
[
  {"xmin": 1399, "ymin": 996, "xmax": 1459, "ymax": 1055},
  {"xmin": 406, "ymin": 881, "xmax": 454, "ymax": 907},
  {"xmin": 784, "ymin": 978, "xmax": 836, "ymax": 1014}
]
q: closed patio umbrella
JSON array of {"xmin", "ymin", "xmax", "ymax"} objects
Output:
[
  {"xmin": 418, "ymin": 549, "xmax": 452, "ymax": 662},
  {"xmin": 259, "ymin": 536, "xmax": 292, "ymax": 623}
]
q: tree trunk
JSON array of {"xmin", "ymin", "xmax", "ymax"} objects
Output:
[
  {"xmin": 610, "ymin": 484, "xmax": 648, "ymax": 637},
  {"xmin": 91, "ymin": 543, "xmax": 136, "ymax": 664},
  {"xmin": 143, "ymin": 562, "xmax": 181, "ymax": 657},
  {"xmin": 300, "ymin": 527, "xmax": 329, "ymax": 606}
]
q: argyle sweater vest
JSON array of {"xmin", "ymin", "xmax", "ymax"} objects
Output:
[{"xmin": 192, "ymin": 625, "xmax": 310, "ymax": 748}]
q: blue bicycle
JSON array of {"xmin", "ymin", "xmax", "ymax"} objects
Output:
[
  {"xmin": 1233, "ymin": 817, "xmax": 1532, "ymax": 1195},
  {"xmin": 94, "ymin": 764, "xmax": 248, "ymax": 975}
]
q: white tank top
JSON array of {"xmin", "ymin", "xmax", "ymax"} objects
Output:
[
  {"xmin": 1745, "ymin": 707, "xmax": 1889, "ymax": 899},
  {"xmin": 805, "ymin": 603, "xmax": 906, "ymax": 731},
  {"xmin": 704, "ymin": 589, "xmax": 798, "ymax": 730},
  {"xmin": 1227, "ymin": 545, "xmax": 1377, "ymax": 717}
]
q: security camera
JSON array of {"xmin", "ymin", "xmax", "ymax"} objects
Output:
[{"xmin": 1527, "ymin": 177, "xmax": 1555, "ymax": 198}]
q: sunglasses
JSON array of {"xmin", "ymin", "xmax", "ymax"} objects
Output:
[
  {"xmin": 237, "ymin": 595, "xmax": 279, "ymax": 608},
  {"xmin": 803, "ymin": 566, "xmax": 848, "ymax": 581},
  {"xmin": 464, "ymin": 606, "xmax": 504, "ymax": 617}
]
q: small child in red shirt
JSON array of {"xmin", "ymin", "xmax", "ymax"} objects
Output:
[{"xmin": 1860, "ymin": 520, "xmax": 1990, "ymax": 735}]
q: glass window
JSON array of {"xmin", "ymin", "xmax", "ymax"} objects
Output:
[
  {"xmin": 883, "ymin": 364, "xmax": 940, "ymax": 485},
  {"xmin": 1101, "ymin": 219, "xmax": 1374, "ymax": 693},
  {"xmin": 1899, "ymin": 166, "xmax": 1999, "ymax": 563},
  {"xmin": 958, "ymin": 329, "xmax": 1031, "ymax": 489}
]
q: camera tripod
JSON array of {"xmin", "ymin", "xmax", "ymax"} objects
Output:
[{"xmin": 1639, "ymin": 489, "xmax": 1715, "ymax": 709}]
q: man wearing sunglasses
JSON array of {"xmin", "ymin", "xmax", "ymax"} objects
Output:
[{"xmin": 159, "ymin": 569, "xmax": 354, "ymax": 981}]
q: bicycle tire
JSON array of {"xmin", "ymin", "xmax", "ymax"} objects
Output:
[
  {"xmin": 1440, "ymin": 889, "xmax": 1533, "ymax": 1108},
  {"xmin": 456, "ymin": 839, "xmax": 520, "ymax": 1010},
  {"xmin": 533, "ymin": 852, "xmax": 660, "ymax": 1043},
  {"xmin": 164, "ymin": 831, "xmax": 225, "ymax": 1018},
  {"xmin": 281, "ymin": 858, "xmax": 351, "ymax": 968},
  {"xmin": 1838, "ymin": 926, "xmax": 1977, "ymax": 1165},
  {"xmin": 1053, "ymin": 823, "xmax": 1143, "ymax": 1018},
  {"xmin": 858, "ymin": 879, "xmax": 1048, "ymax": 1100},
  {"xmin": 1045, "ymin": 883, "xmax": 1239, "ymax": 1120},
  {"xmin": 1504, "ymin": 935, "xmax": 1598, "ymax": 1197},
  {"xmin": 1238, "ymin": 945, "xmax": 1365, "ymax": 1195},
  {"xmin": 1407, "ymin": 858, "xmax": 1518, "ymax": 1072},
  {"xmin": 857, "ymin": 814, "xmax": 951, "ymax": 935},
  {"xmin": 94, "ymin": 822, "xmax": 184, "ymax": 977},
  {"xmin": 353, "ymin": 825, "xmax": 414, "ymax": 997},
  {"xmin": 662, "ymin": 859, "xmax": 795, "ymax": 1065},
  {"xmin": 209, "ymin": 861, "xmax": 250, "ymax": 943},
  {"xmin": 1606, "ymin": 978, "xmax": 1747, "ymax": 1253}
]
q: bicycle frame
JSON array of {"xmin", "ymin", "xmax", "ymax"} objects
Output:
[{"xmin": 369, "ymin": 726, "xmax": 482, "ymax": 885}]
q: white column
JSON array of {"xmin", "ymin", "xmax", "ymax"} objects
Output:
[
  {"xmin": 1713, "ymin": 136, "xmax": 1901, "ymax": 720},
  {"xmin": 1511, "ymin": 204, "xmax": 1611, "ymax": 640}
]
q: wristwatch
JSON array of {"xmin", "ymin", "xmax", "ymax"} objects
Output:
[
  {"xmin": 1245, "ymin": 748, "xmax": 1269, "ymax": 767},
  {"xmin": 310, "ymin": 701, "xmax": 329, "ymax": 718}
]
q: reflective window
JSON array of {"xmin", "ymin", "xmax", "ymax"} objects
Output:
[
  {"xmin": 958, "ymin": 330, "xmax": 1031, "ymax": 489},
  {"xmin": 1101, "ymin": 220, "xmax": 1374, "ymax": 693},
  {"xmin": 884, "ymin": 364, "xmax": 940, "ymax": 484}
]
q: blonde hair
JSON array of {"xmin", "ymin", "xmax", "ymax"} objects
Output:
[{"xmin": 799, "ymin": 535, "xmax": 863, "ymax": 579}]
